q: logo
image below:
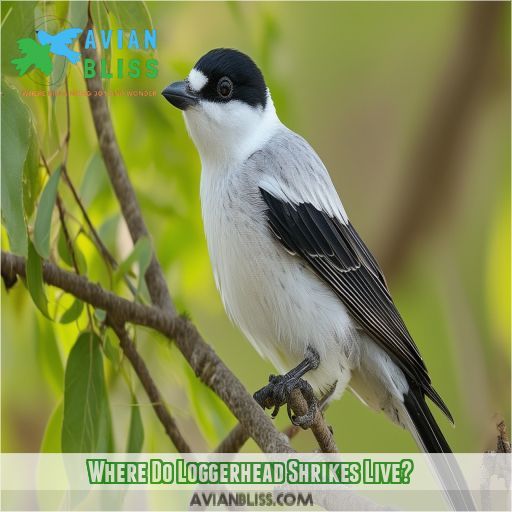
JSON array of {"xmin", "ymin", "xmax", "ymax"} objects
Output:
[
  {"xmin": 11, "ymin": 18, "xmax": 159, "ymax": 84},
  {"xmin": 12, "ymin": 28, "xmax": 82, "ymax": 77}
]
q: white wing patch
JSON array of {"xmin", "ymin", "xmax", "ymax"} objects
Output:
[
  {"xmin": 259, "ymin": 173, "xmax": 348, "ymax": 224},
  {"xmin": 188, "ymin": 68, "xmax": 208, "ymax": 92},
  {"xmin": 254, "ymin": 129, "xmax": 349, "ymax": 224}
]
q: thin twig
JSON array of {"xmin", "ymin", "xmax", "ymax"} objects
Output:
[
  {"xmin": 77, "ymin": 12, "xmax": 296, "ymax": 453},
  {"xmin": 216, "ymin": 391, "xmax": 336, "ymax": 453},
  {"xmin": 60, "ymin": 78, "xmax": 136, "ymax": 295},
  {"xmin": 15, "ymin": 143, "xmax": 178, "ymax": 445},
  {"xmin": 59, "ymin": 162, "xmax": 139, "ymax": 297},
  {"xmin": 285, "ymin": 385, "xmax": 336, "ymax": 441},
  {"xmin": 215, "ymin": 424, "xmax": 248, "ymax": 453},
  {"xmin": 217, "ymin": 381, "xmax": 335, "ymax": 453},
  {"xmin": 40, "ymin": 149, "xmax": 78, "ymax": 273},
  {"xmin": 63, "ymin": 79, "xmax": 71, "ymax": 164},
  {"xmin": 61, "ymin": 165, "xmax": 117, "ymax": 267},
  {"xmin": 1, "ymin": 251, "xmax": 293, "ymax": 453},
  {"xmin": 40, "ymin": 152, "xmax": 94, "ymax": 325},
  {"xmin": 496, "ymin": 421, "xmax": 511, "ymax": 454},
  {"xmin": 109, "ymin": 319, "xmax": 191, "ymax": 452},
  {"xmin": 54, "ymin": 195, "xmax": 94, "ymax": 329},
  {"xmin": 78, "ymin": 17, "xmax": 175, "ymax": 315},
  {"xmin": 216, "ymin": 419, "xmax": 301, "ymax": 453},
  {"xmin": 287, "ymin": 388, "xmax": 338, "ymax": 453}
]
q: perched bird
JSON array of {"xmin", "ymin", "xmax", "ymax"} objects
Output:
[
  {"xmin": 11, "ymin": 39, "xmax": 52, "ymax": 76},
  {"xmin": 162, "ymin": 49, "xmax": 475, "ymax": 509},
  {"xmin": 36, "ymin": 28, "xmax": 83, "ymax": 64}
]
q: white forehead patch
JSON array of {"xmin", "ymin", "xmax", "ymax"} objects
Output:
[{"xmin": 188, "ymin": 68, "xmax": 208, "ymax": 92}]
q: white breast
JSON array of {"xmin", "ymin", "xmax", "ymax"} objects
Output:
[{"xmin": 200, "ymin": 163, "xmax": 359, "ymax": 395}]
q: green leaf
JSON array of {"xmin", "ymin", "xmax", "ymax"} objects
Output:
[
  {"xmin": 91, "ymin": 1, "xmax": 111, "ymax": 78},
  {"xmin": 33, "ymin": 167, "xmax": 61, "ymax": 259},
  {"xmin": 184, "ymin": 364, "xmax": 235, "ymax": 446},
  {"xmin": 34, "ymin": 2, "xmax": 60, "ymax": 34},
  {"xmin": 68, "ymin": 0, "xmax": 89, "ymax": 30},
  {"xmin": 36, "ymin": 317, "xmax": 64, "ymax": 394},
  {"xmin": 50, "ymin": 55, "xmax": 67, "ymax": 91},
  {"xmin": 46, "ymin": 94, "xmax": 60, "ymax": 155},
  {"xmin": 26, "ymin": 240, "xmax": 50, "ymax": 318},
  {"xmin": 57, "ymin": 228, "xmax": 87, "ymax": 274},
  {"xmin": 22, "ymin": 130, "xmax": 42, "ymax": 219},
  {"xmin": 55, "ymin": 0, "xmax": 68, "ymax": 21},
  {"xmin": 106, "ymin": 1, "xmax": 153, "ymax": 45},
  {"xmin": 1, "ymin": 2, "xmax": 37, "ymax": 76},
  {"xmin": 1, "ymin": 80, "xmax": 30, "ymax": 255},
  {"xmin": 126, "ymin": 397, "xmax": 144, "ymax": 452},
  {"xmin": 40, "ymin": 400, "xmax": 64, "ymax": 452},
  {"xmin": 98, "ymin": 215, "xmax": 119, "ymax": 258},
  {"xmin": 59, "ymin": 298, "xmax": 84, "ymax": 324},
  {"xmin": 57, "ymin": 228, "xmax": 74, "ymax": 267},
  {"xmin": 94, "ymin": 309, "xmax": 107, "ymax": 323},
  {"xmin": 62, "ymin": 331, "xmax": 110, "ymax": 452},
  {"xmin": 114, "ymin": 237, "xmax": 152, "ymax": 292},
  {"xmin": 97, "ymin": 387, "xmax": 115, "ymax": 452},
  {"xmin": 79, "ymin": 152, "xmax": 108, "ymax": 207},
  {"xmin": 103, "ymin": 332, "xmax": 121, "ymax": 367}
]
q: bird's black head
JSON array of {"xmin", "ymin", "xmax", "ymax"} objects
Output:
[
  {"xmin": 193, "ymin": 48, "xmax": 267, "ymax": 108},
  {"xmin": 162, "ymin": 48, "xmax": 267, "ymax": 110},
  {"xmin": 161, "ymin": 49, "xmax": 278, "ymax": 165}
]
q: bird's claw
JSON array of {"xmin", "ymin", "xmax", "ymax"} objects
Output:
[
  {"xmin": 253, "ymin": 374, "xmax": 287, "ymax": 412},
  {"xmin": 253, "ymin": 375, "xmax": 318, "ymax": 429}
]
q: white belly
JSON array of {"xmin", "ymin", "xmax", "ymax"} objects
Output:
[{"xmin": 200, "ymin": 170, "xmax": 359, "ymax": 395}]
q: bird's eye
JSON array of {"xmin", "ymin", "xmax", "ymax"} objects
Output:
[{"xmin": 217, "ymin": 77, "xmax": 233, "ymax": 99}]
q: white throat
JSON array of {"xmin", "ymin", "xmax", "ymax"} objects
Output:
[{"xmin": 183, "ymin": 91, "xmax": 281, "ymax": 171}]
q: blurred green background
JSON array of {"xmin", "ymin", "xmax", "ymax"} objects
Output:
[{"xmin": 1, "ymin": 1, "xmax": 510, "ymax": 453}]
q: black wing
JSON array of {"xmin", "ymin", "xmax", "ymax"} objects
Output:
[{"xmin": 260, "ymin": 187, "xmax": 453, "ymax": 422}]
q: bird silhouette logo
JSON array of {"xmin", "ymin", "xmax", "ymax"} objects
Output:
[{"xmin": 11, "ymin": 27, "xmax": 83, "ymax": 77}]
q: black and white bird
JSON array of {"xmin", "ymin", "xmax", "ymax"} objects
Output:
[{"xmin": 162, "ymin": 48, "xmax": 474, "ymax": 509}]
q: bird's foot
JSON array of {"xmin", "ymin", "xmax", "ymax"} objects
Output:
[
  {"xmin": 254, "ymin": 375, "xmax": 318, "ymax": 429},
  {"xmin": 287, "ymin": 378, "xmax": 318, "ymax": 429}
]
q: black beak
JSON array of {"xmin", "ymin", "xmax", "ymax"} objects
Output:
[{"xmin": 161, "ymin": 81, "xmax": 198, "ymax": 110}]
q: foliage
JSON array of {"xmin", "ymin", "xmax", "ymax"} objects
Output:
[
  {"xmin": 2, "ymin": 1, "xmax": 155, "ymax": 453},
  {"xmin": 61, "ymin": 331, "xmax": 112, "ymax": 452},
  {"xmin": 1, "ymin": 0, "xmax": 510, "ymax": 454},
  {"xmin": 1, "ymin": 79, "xmax": 31, "ymax": 255}
]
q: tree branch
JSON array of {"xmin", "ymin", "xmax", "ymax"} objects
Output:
[
  {"xmin": 215, "ymin": 424, "xmax": 248, "ymax": 453},
  {"xmin": 1, "ymin": 251, "xmax": 293, "ymax": 453},
  {"xmin": 288, "ymin": 389, "xmax": 338, "ymax": 453},
  {"xmin": 76, "ymin": 13, "xmax": 295, "ymax": 453},
  {"xmin": 108, "ymin": 320, "xmax": 191, "ymax": 452},
  {"xmin": 78, "ymin": 17, "xmax": 174, "ymax": 315},
  {"xmin": 61, "ymin": 164, "xmax": 118, "ymax": 269},
  {"xmin": 379, "ymin": 2, "xmax": 504, "ymax": 276},
  {"xmin": 73, "ymin": 9, "xmax": 340, "ymax": 454},
  {"xmin": 216, "ymin": 389, "xmax": 336, "ymax": 453}
]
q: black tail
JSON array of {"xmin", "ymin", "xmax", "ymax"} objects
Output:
[
  {"xmin": 404, "ymin": 386, "xmax": 477, "ymax": 511},
  {"xmin": 404, "ymin": 385, "xmax": 452, "ymax": 453}
]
